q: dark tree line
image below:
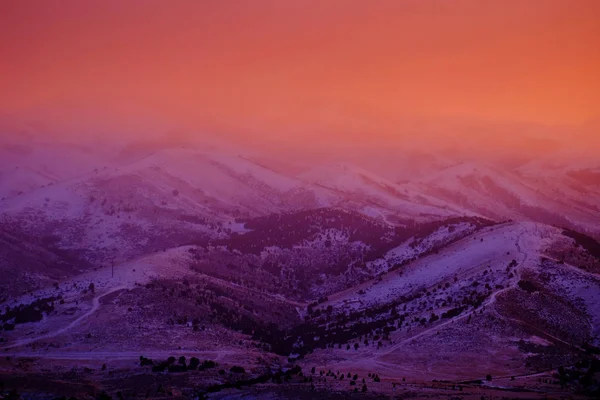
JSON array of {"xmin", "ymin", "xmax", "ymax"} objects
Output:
[{"xmin": 1, "ymin": 296, "xmax": 60, "ymax": 330}]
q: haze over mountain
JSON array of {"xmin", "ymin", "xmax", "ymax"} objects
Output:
[
  {"xmin": 1, "ymin": 130, "xmax": 599, "ymax": 398},
  {"xmin": 1, "ymin": 0, "xmax": 600, "ymax": 399}
]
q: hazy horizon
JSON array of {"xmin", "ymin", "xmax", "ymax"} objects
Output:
[
  {"xmin": 1, "ymin": 3, "xmax": 600, "ymax": 398},
  {"xmin": 1, "ymin": 0, "xmax": 599, "ymax": 154}
]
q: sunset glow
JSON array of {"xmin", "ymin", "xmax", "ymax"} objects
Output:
[
  {"xmin": 1, "ymin": 0, "xmax": 599, "ymax": 146},
  {"xmin": 3, "ymin": 2, "xmax": 600, "ymax": 397}
]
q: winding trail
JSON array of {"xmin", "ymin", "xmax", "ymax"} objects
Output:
[
  {"xmin": 1, "ymin": 286, "xmax": 126, "ymax": 350},
  {"xmin": 378, "ymin": 228, "xmax": 529, "ymax": 357},
  {"xmin": 372, "ymin": 225, "xmax": 596, "ymax": 384},
  {"xmin": 2, "ymin": 349, "xmax": 257, "ymax": 362},
  {"xmin": 4, "ymin": 222, "xmax": 596, "ymax": 385}
]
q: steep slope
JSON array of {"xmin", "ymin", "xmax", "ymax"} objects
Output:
[
  {"xmin": 1, "ymin": 218, "xmax": 599, "ymax": 397},
  {"xmin": 518, "ymin": 156, "xmax": 600, "ymax": 234},
  {"xmin": 0, "ymin": 139, "xmax": 109, "ymax": 199},
  {"xmin": 118, "ymin": 148, "xmax": 323, "ymax": 215},
  {"xmin": 295, "ymin": 222, "xmax": 600, "ymax": 383},
  {"xmin": 189, "ymin": 209, "xmax": 493, "ymax": 300},
  {"xmin": 416, "ymin": 162, "xmax": 600, "ymax": 236},
  {"xmin": 1, "ymin": 147, "xmax": 470, "ymax": 296},
  {"xmin": 299, "ymin": 162, "xmax": 461, "ymax": 221}
]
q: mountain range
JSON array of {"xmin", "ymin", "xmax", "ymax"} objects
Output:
[{"xmin": 1, "ymin": 133, "xmax": 599, "ymax": 399}]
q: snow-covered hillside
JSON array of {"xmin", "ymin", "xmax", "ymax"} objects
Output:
[
  {"xmin": 0, "ymin": 139, "xmax": 109, "ymax": 199},
  {"xmin": 413, "ymin": 162, "xmax": 600, "ymax": 237},
  {"xmin": 2, "ymin": 136, "xmax": 600, "ymax": 298},
  {"xmin": 299, "ymin": 162, "xmax": 460, "ymax": 220},
  {"xmin": 300, "ymin": 222, "xmax": 600, "ymax": 380},
  {"xmin": 1, "ymin": 137, "xmax": 599, "ymax": 398}
]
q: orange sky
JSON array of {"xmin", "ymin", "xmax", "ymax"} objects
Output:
[{"xmin": 1, "ymin": 0, "xmax": 599, "ymax": 146}]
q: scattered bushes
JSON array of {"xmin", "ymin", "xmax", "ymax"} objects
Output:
[
  {"xmin": 563, "ymin": 229, "xmax": 600, "ymax": 259},
  {"xmin": 1, "ymin": 296, "xmax": 60, "ymax": 327},
  {"xmin": 142, "ymin": 355, "xmax": 218, "ymax": 373},
  {"xmin": 442, "ymin": 306, "xmax": 466, "ymax": 319},
  {"xmin": 517, "ymin": 280, "xmax": 538, "ymax": 293}
]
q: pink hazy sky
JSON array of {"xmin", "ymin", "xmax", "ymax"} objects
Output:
[{"xmin": 1, "ymin": 0, "xmax": 599, "ymax": 148}]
